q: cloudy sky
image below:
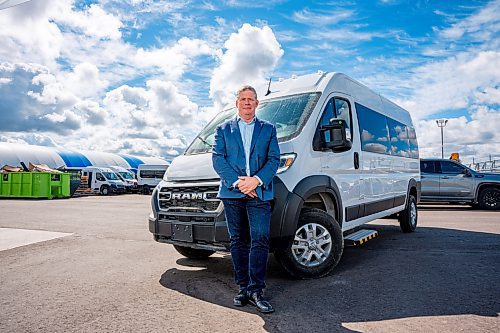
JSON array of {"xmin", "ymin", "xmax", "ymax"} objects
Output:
[{"xmin": 0, "ymin": 0, "xmax": 498, "ymax": 164}]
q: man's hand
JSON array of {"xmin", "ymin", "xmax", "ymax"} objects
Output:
[{"xmin": 237, "ymin": 176, "xmax": 259, "ymax": 196}]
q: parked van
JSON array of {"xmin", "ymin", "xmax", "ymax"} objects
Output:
[
  {"xmin": 148, "ymin": 72, "xmax": 421, "ymax": 278},
  {"xmin": 137, "ymin": 164, "xmax": 169, "ymax": 194},
  {"xmin": 108, "ymin": 166, "xmax": 138, "ymax": 193},
  {"xmin": 81, "ymin": 166, "xmax": 126, "ymax": 195}
]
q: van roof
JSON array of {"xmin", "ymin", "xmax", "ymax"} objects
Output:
[{"xmin": 258, "ymin": 71, "xmax": 333, "ymax": 100}]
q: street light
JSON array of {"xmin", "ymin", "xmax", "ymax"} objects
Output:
[{"xmin": 436, "ymin": 119, "xmax": 448, "ymax": 159}]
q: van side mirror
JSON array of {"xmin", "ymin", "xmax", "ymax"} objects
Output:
[{"xmin": 320, "ymin": 118, "xmax": 352, "ymax": 152}]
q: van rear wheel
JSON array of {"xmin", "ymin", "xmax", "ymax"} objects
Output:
[
  {"xmin": 174, "ymin": 245, "xmax": 215, "ymax": 259},
  {"xmin": 274, "ymin": 208, "xmax": 343, "ymax": 279},
  {"xmin": 399, "ymin": 195, "xmax": 417, "ymax": 232}
]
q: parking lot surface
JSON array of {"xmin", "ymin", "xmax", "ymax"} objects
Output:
[{"xmin": 0, "ymin": 195, "xmax": 499, "ymax": 333}]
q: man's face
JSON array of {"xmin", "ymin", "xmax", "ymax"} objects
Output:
[{"xmin": 236, "ymin": 90, "xmax": 259, "ymax": 122}]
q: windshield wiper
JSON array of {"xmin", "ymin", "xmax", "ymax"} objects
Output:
[{"xmin": 197, "ymin": 135, "xmax": 211, "ymax": 147}]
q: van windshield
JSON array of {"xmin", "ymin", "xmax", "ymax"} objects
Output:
[
  {"xmin": 103, "ymin": 172, "xmax": 119, "ymax": 180},
  {"xmin": 185, "ymin": 92, "xmax": 320, "ymax": 155},
  {"xmin": 119, "ymin": 172, "xmax": 135, "ymax": 180}
]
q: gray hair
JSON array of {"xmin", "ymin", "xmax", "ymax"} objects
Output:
[{"xmin": 236, "ymin": 85, "xmax": 258, "ymax": 100}]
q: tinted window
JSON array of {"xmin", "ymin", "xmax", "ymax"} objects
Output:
[
  {"xmin": 440, "ymin": 161, "xmax": 465, "ymax": 174},
  {"xmin": 140, "ymin": 170, "xmax": 166, "ymax": 179},
  {"xmin": 421, "ymin": 160, "xmax": 438, "ymax": 173},
  {"xmin": 408, "ymin": 127, "xmax": 419, "ymax": 158},
  {"xmin": 356, "ymin": 103, "xmax": 390, "ymax": 154},
  {"xmin": 387, "ymin": 118, "xmax": 410, "ymax": 157}
]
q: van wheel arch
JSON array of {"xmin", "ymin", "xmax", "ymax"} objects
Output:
[{"xmin": 280, "ymin": 176, "xmax": 343, "ymax": 242}]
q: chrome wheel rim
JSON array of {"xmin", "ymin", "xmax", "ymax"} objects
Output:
[
  {"xmin": 410, "ymin": 202, "xmax": 417, "ymax": 227},
  {"xmin": 291, "ymin": 223, "xmax": 332, "ymax": 267}
]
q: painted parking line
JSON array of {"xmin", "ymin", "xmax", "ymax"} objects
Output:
[{"xmin": 0, "ymin": 228, "xmax": 72, "ymax": 251}]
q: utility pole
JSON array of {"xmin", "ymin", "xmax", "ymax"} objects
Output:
[{"xmin": 436, "ymin": 119, "xmax": 448, "ymax": 159}]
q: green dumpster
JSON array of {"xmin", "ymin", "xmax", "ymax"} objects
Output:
[{"xmin": 0, "ymin": 172, "xmax": 70, "ymax": 199}]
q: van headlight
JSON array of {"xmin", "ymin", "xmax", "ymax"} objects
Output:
[{"xmin": 277, "ymin": 153, "xmax": 296, "ymax": 174}]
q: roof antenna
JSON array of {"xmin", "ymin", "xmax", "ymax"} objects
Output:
[{"xmin": 265, "ymin": 77, "xmax": 272, "ymax": 96}]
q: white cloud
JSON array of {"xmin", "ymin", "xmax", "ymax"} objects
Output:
[
  {"xmin": 103, "ymin": 79, "xmax": 200, "ymax": 135},
  {"xmin": 209, "ymin": 24, "xmax": 284, "ymax": 110},
  {"xmin": 416, "ymin": 106, "xmax": 500, "ymax": 162},
  {"xmin": 56, "ymin": 3, "xmax": 123, "ymax": 40},
  {"xmin": 0, "ymin": 0, "xmax": 63, "ymax": 67},
  {"xmin": 397, "ymin": 51, "xmax": 500, "ymax": 119},
  {"xmin": 134, "ymin": 37, "xmax": 213, "ymax": 81},
  {"xmin": 62, "ymin": 62, "xmax": 108, "ymax": 98},
  {"xmin": 474, "ymin": 87, "xmax": 500, "ymax": 105},
  {"xmin": 439, "ymin": 0, "xmax": 500, "ymax": 41},
  {"xmin": 0, "ymin": 62, "xmax": 85, "ymax": 134},
  {"xmin": 291, "ymin": 8, "xmax": 353, "ymax": 26}
]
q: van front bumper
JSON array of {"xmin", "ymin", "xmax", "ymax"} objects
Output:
[{"xmin": 149, "ymin": 216, "xmax": 230, "ymax": 251}]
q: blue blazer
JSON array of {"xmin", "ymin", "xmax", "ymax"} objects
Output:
[{"xmin": 212, "ymin": 116, "xmax": 280, "ymax": 201}]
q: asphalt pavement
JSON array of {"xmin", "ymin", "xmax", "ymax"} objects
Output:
[{"xmin": 0, "ymin": 195, "xmax": 499, "ymax": 333}]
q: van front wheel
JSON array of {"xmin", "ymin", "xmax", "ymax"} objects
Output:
[
  {"xmin": 274, "ymin": 208, "xmax": 343, "ymax": 279},
  {"xmin": 100, "ymin": 185, "xmax": 109, "ymax": 195}
]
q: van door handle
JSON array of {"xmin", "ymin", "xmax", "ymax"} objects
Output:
[{"xmin": 354, "ymin": 152, "xmax": 359, "ymax": 169}]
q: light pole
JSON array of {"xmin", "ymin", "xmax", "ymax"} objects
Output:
[{"xmin": 436, "ymin": 119, "xmax": 448, "ymax": 159}]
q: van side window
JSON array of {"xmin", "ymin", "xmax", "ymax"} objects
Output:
[
  {"xmin": 140, "ymin": 170, "xmax": 166, "ymax": 179},
  {"xmin": 96, "ymin": 173, "xmax": 105, "ymax": 181},
  {"xmin": 314, "ymin": 97, "xmax": 352, "ymax": 151},
  {"xmin": 408, "ymin": 127, "xmax": 419, "ymax": 158},
  {"xmin": 387, "ymin": 118, "xmax": 410, "ymax": 157},
  {"xmin": 356, "ymin": 103, "xmax": 391, "ymax": 155}
]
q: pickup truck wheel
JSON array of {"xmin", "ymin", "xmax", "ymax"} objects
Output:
[
  {"xmin": 100, "ymin": 185, "xmax": 109, "ymax": 196},
  {"xmin": 478, "ymin": 188, "xmax": 500, "ymax": 210},
  {"xmin": 399, "ymin": 195, "xmax": 417, "ymax": 233},
  {"xmin": 274, "ymin": 208, "xmax": 343, "ymax": 279},
  {"xmin": 173, "ymin": 245, "xmax": 215, "ymax": 259}
]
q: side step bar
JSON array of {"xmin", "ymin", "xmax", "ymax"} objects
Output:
[{"xmin": 344, "ymin": 229, "xmax": 378, "ymax": 246}]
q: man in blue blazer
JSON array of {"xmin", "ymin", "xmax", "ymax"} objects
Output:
[{"xmin": 212, "ymin": 85, "xmax": 280, "ymax": 313}]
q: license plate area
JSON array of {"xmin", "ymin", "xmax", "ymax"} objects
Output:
[{"xmin": 171, "ymin": 224, "xmax": 193, "ymax": 242}]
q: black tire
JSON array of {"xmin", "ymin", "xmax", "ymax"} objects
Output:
[
  {"xmin": 274, "ymin": 208, "xmax": 343, "ymax": 279},
  {"xmin": 173, "ymin": 245, "xmax": 215, "ymax": 259},
  {"xmin": 142, "ymin": 185, "xmax": 150, "ymax": 195},
  {"xmin": 100, "ymin": 185, "xmax": 109, "ymax": 196},
  {"xmin": 478, "ymin": 187, "xmax": 500, "ymax": 210},
  {"xmin": 399, "ymin": 195, "xmax": 417, "ymax": 233}
]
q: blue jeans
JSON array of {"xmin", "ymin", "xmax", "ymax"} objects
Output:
[{"xmin": 222, "ymin": 198, "xmax": 271, "ymax": 294}]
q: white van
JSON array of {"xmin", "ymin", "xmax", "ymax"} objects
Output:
[
  {"xmin": 148, "ymin": 72, "xmax": 421, "ymax": 278},
  {"xmin": 81, "ymin": 166, "xmax": 126, "ymax": 195},
  {"xmin": 137, "ymin": 164, "xmax": 169, "ymax": 194},
  {"xmin": 108, "ymin": 166, "xmax": 138, "ymax": 193}
]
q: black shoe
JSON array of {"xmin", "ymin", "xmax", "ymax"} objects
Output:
[
  {"xmin": 247, "ymin": 291, "xmax": 275, "ymax": 314},
  {"xmin": 233, "ymin": 290, "xmax": 248, "ymax": 307}
]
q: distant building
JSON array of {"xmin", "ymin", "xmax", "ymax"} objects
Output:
[{"xmin": 0, "ymin": 142, "xmax": 169, "ymax": 172}]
